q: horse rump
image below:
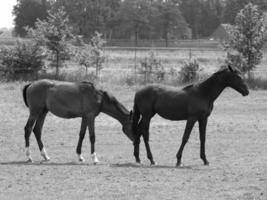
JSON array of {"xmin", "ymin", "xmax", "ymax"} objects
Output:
[{"xmin": 22, "ymin": 83, "xmax": 31, "ymax": 107}]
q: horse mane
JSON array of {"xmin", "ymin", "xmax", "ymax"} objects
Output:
[
  {"xmin": 80, "ymin": 81, "xmax": 95, "ymax": 88},
  {"xmin": 182, "ymin": 68, "xmax": 229, "ymax": 91},
  {"xmin": 182, "ymin": 84, "xmax": 194, "ymax": 91},
  {"xmin": 102, "ymin": 91, "xmax": 129, "ymax": 114}
]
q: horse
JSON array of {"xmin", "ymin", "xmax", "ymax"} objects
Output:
[
  {"xmin": 22, "ymin": 79, "xmax": 134, "ymax": 163},
  {"xmin": 132, "ymin": 65, "xmax": 249, "ymax": 166}
]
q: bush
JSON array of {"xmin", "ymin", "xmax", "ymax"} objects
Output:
[
  {"xmin": 179, "ymin": 60, "xmax": 201, "ymax": 83},
  {"xmin": 39, "ymin": 68, "xmax": 97, "ymax": 83},
  {"xmin": 139, "ymin": 51, "xmax": 165, "ymax": 84},
  {"xmin": 246, "ymin": 77, "xmax": 267, "ymax": 90},
  {"xmin": 225, "ymin": 52, "xmax": 247, "ymax": 73},
  {"xmin": 0, "ymin": 40, "xmax": 45, "ymax": 80}
]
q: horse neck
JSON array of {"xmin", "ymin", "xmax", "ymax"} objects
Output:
[
  {"xmin": 198, "ymin": 73, "xmax": 227, "ymax": 102},
  {"xmin": 101, "ymin": 100, "xmax": 129, "ymax": 125}
]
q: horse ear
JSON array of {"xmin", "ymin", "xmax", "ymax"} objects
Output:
[{"xmin": 228, "ymin": 65, "xmax": 234, "ymax": 72}]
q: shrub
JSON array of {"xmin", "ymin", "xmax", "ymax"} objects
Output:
[
  {"xmin": 91, "ymin": 32, "xmax": 106, "ymax": 80},
  {"xmin": 0, "ymin": 40, "xmax": 45, "ymax": 80},
  {"xmin": 179, "ymin": 60, "xmax": 201, "ymax": 83},
  {"xmin": 139, "ymin": 51, "xmax": 165, "ymax": 84},
  {"xmin": 246, "ymin": 77, "xmax": 267, "ymax": 90}
]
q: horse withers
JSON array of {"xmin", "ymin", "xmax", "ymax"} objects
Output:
[
  {"xmin": 132, "ymin": 65, "xmax": 249, "ymax": 166},
  {"xmin": 22, "ymin": 79, "xmax": 134, "ymax": 163}
]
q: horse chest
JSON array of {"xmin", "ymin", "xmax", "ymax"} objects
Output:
[{"xmin": 188, "ymin": 101, "xmax": 213, "ymax": 118}]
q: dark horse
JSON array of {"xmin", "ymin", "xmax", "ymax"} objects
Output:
[
  {"xmin": 132, "ymin": 65, "xmax": 249, "ymax": 166},
  {"xmin": 22, "ymin": 79, "xmax": 133, "ymax": 163}
]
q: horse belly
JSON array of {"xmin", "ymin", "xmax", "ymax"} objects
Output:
[
  {"xmin": 49, "ymin": 106, "xmax": 81, "ymax": 118},
  {"xmin": 46, "ymin": 90, "xmax": 83, "ymax": 118},
  {"xmin": 156, "ymin": 103, "xmax": 188, "ymax": 121}
]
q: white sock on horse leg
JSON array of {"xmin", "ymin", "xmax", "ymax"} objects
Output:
[
  {"xmin": 77, "ymin": 154, "xmax": 85, "ymax": 162},
  {"xmin": 26, "ymin": 147, "xmax": 33, "ymax": 162},
  {"xmin": 41, "ymin": 148, "xmax": 50, "ymax": 161},
  {"xmin": 91, "ymin": 152, "xmax": 99, "ymax": 164}
]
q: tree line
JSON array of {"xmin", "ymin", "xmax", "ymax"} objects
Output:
[{"xmin": 13, "ymin": 0, "xmax": 267, "ymax": 44}]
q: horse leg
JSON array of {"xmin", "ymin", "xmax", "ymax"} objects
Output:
[
  {"xmin": 33, "ymin": 109, "xmax": 49, "ymax": 161},
  {"xmin": 24, "ymin": 113, "xmax": 38, "ymax": 162},
  {"xmin": 76, "ymin": 117, "xmax": 87, "ymax": 162},
  {"xmin": 141, "ymin": 117, "xmax": 155, "ymax": 165},
  {"xmin": 199, "ymin": 118, "xmax": 209, "ymax": 165},
  {"xmin": 176, "ymin": 118, "xmax": 197, "ymax": 167},
  {"xmin": 87, "ymin": 117, "xmax": 99, "ymax": 164},
  {"xmin": 133, "ymin": 122, "xmax": 142, "ymax": 163}
]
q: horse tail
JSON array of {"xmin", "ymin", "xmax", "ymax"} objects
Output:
[
  {"xmin": 132, "ymin": 103, "xmax": 141, "ymax": 134},
  {"xmin": 22, "ymin": 83, "xmax": 31, "ymax": 107}
]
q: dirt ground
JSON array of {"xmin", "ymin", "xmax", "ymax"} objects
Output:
[{"xmin": 0, "ymin": 82, "xmax": 266, "ymax": 200}]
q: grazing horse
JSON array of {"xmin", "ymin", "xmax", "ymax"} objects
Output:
[
  {"xmin": 22, "ymin": 79, "xmax": 133, "ymax": 163},
  {"xmin": 132, "ymin": 65, "xmax": 249, "ymax": 166}
]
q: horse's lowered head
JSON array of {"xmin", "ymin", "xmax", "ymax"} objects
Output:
[
  {"xmin": 225, "ymin": 65, "xmax": 249, "ymax": 96},
  {"xmin": 122, "ymin": 110, "xmax": 134, "ymax": 142},
  {"xmin": 101, "ymin": 91, "xmax": 134, "ymax": 142}
]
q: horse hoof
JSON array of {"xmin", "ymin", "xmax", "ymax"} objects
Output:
[
  {"xmin": 78, "ymin": 155, "xmax": 85, "ymax": 162},
  {"xmin": 176, "ymin": 162, "xmax": 183, "ymax": 168},
  {"xmin": 91, "ymin": 153, "xmax": 99, "ymax": 164},
  {"xmin": 150, "ymin": 161, "xmax": 156, "ymax": 166},
  {"xmin": 204, "ymin": 161, "xmax": 210, "ymax": 166},
  {"xmin": 43, "ymin": 157, "xmax": 50, "ymax": 161},
  {"xmin": 26, "ymin": 158, "xmax": 33, "ymax": 163}
]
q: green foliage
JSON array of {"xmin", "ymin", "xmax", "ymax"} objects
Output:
[
  {"xmin": 73, "ymin": 32, "xmax": 106, "ymax": 80},
  {"xmin": 27, "ymin": 7, "xmax": 73, "ymax": 79},
  {"xmin": 222, "ymin": 0, "xmax": 267, "ymax": 24},
  {"xmin": 53, "ymin": 0, "xmax": 121, "ymax": 37},
  {"xmin": 139, "ymin": 51, "xmax": 165, "ymax": 84},
  {"xmin": 179, "ymin": 60, "xmax": 201, "ymax": 83},
  {"xmin": 179, "ymin": 0, "xmax": 222, "ymax": 38},
  {"xmin": 225, "ymin": 3, "xmax": 267, "ymax": 77},
  {"xmin": 90, "ymin": 32, "xmax": 106, "ymax": 79},
  {"xmin": 13, "ymin": 0, "xmax": 50, "ymax": 37},
  {"xmin": 0, "ymin": 40, "xmax": 45, "ymax": 80},
  {"xmin": 74, "ymin": 41, "xmax": 92, "ymax": 75},
  {"xmin": 154, "ymin": 0, "xmax": 188, "ymax": 45}
]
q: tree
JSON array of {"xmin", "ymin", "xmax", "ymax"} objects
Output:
[
  {"xmin": 155, "ymin": 0, "xmax": 188, "ymax": 46},
  {"xmin": 179, "ymin": 0, "xmax": 202, "ymax": 38},
  {"xmin": 53, "ymin": 0, "xmax": 121, "ymax": 38},
  {"xmin": 27, "ymin": 7, "xmax": 73, "ymax": 79},
  {"xmin": 226, "ymin": 3, "xmax": 267, "ymax": 78},
  {"xmin": 115, "ymin": 0, "xmax": 150, "ymax": 44},
  {"xmin": 90, "ymin": 32, "xmax": 106, "ymax": 80},
  {"xmin": 0, "ymin": 40, "xmax": 45, "ymax": 80},
  {"xmin": 222, "ymin": 0, "xmax": 267, "ymax": 24},
  {"xmin": 13, "ymin": 0, "xmax": 50, "ymax": 37},
  {"xmin": 198, "ymin": 0, "xmax": 221, "ymax": 37}
]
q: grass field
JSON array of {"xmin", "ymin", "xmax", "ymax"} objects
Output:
[{"xmin": 0, "ymin": 81, "xmax": 266, "ymax": 200}]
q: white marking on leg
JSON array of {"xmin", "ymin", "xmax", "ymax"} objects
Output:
[
  {"xmin": 77, "ymin": 154, "xmax": 85, "ymax": 162},
  {"xmin": 91, "ymin": 152, "xmax": 99, "ymax": 164},
  {"xmin": 26, "ymin": 147, "xmax": 33, "ymax": 163},
  {"xmin": 41, "ymin": 148, "xmax": 50, "ymax": 161}
]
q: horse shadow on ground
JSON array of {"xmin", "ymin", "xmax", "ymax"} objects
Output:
[
  {"xmin": 0, "ymin": 161, "xmax": 210, "ymax": 170},
  {"xmin": 0, "ymin": 160, "xmax": 102, "ymax": 166},
  {"xmin": 110, "ymin": 162, "xmax": 206, "ymax": 170}
]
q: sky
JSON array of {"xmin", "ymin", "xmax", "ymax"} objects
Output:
[{"xmin": 0, "ymin": 0, "xmax": 17, "ymax": 28}]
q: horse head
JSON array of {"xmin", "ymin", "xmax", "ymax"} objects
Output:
[
  {"xmin": 102, "ymin": 91, "xmax": 134, "ymax": 142},
  {"xmin": 225, "ymin": 65, "xmax": 249, "ymax": 96},
  {"xmin": 122, "ymin": 110, "xmax": 134, "ymax": 142}
]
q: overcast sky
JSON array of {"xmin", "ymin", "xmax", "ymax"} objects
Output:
[{"xmin": 0, "ymin": 0, "xmax": 17, "ymax": 28}]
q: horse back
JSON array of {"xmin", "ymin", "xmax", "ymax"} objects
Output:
[
  {"xmin": 135, "ymin": 85, "xmax": 204, "ymax": 120},
  {"xmin": 26, "ymin": 80, "xmax": 102, "ymax": 118}
]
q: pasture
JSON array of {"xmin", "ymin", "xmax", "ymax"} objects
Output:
[
  {"xmin": 0, "ymin": 47, "xmax": 267, "ymax": 199},
  {"xmin": 0, "ymin": 80, "xmax": 266, "ymax": 200}
]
